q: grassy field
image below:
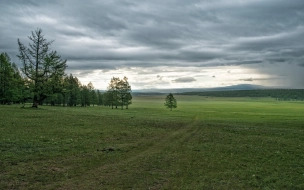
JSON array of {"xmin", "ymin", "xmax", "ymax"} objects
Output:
[{"xmin": 0, "ymin": 95, "xmax": 304, "ymax": 189}]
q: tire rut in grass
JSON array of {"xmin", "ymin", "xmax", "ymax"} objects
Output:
[{"xmin": 57, "ymin": 116, "xmax": 202, "ymax": 189}]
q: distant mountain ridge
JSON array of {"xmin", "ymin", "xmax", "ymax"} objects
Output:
[{"xmin": 132, "ymin": 84, "xmax": 267, "ymax": 94}]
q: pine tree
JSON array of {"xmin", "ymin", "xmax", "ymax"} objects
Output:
[
  {"xmin": 17, "ymin": 28, "xmax": 67, "ymax": 108},
  {"xmin": 164, "ymin": 93, "xmax": 177, "ymax": 111}
]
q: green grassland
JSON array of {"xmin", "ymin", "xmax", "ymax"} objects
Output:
[{"xmin": 0, "ymin": 95, "xmax": 304, "ymax": 189}]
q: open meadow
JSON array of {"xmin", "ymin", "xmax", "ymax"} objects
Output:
[{"xmin": 0, "ymin": 95, "xmax": 304, "ymax": 189}]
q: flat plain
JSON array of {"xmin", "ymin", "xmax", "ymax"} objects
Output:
[{"xmin": 0, "ymin": 95, "xmax": 303, "ymax": 189}]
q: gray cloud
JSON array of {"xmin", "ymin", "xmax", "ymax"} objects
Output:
[
  {"xmin": 1, "ymin": 0, "xmax": 304, "ymax": 88},
  {"xmin": 157, "ymin": 75, "xmax": 163, "ymax": 80},
  {"xmin": 172, "ymin": 77, "xmax": 196, "ymax": 83},
  {"xmin": 240, "ymin": 78, "xmax": 254, "ymax": 82}
]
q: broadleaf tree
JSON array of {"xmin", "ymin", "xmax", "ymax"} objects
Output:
[
  {"xmin": 125, "ymin": 92, "xmax": 132, "ymax": 109},
  {"xmin": 117, "ymin": 77, "xmax": 132, "ymax": 110},
  {"xmin": 164, "ymin": 93, "xmax": 177, "ymax": 111},
  {"xmin": 106, "ymin": 76, "xmax": 132, "ymax": 109},
  {"xmin": 107, "ymin": 77, "xmax": 120, "ymax": 109},
  {"xmin": 17, "ymin": 28, "xmax": 67, "ymax": 108}
]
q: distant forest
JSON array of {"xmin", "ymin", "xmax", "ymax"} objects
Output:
[{"xmin": 181, "ymin": 89, "xmax": 304, "ymax": 101}]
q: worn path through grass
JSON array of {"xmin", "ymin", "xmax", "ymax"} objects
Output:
[{"xmin": 56, "ymin": 115, "xmax": 202, "ymax": 189}]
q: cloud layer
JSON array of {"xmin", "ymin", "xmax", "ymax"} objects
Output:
[{"xmin": 1, "ymin": 0, "xmax": 304, "ymax": 89}]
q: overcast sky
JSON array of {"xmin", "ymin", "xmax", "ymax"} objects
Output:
[{"xmin": 1, "ymin": 0, "xmax": 304, "ymax": 90}]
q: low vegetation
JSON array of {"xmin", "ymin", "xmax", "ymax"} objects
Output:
[{"xmin": 1, "ymin": 95, "xmax": 303, "ymax": 189}]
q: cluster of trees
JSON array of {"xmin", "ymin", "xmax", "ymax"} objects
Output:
[
  {"xmin": 43, "ymin": 75, "xmax": 102, "ymax": 107},
  {"xmin": 0, "ymin": 52, "xmax": 100, "ymax": 107},
  {"xmin": 181, "ymin": 89, "xmax": 304, "ymax": 101},
  {"xmin": 0, "ymin": 28, "xmax": 133, "ymax": 109},
  {"xmin": 0, "ymin": 52, "xmax": 29, "ymax": 104},
  {"xmin": 45, "ymin": 75, "xmax": 133, "ymax": 108},
  {"xmin": 103, "ymin": 77, "xmax": 132, "ymax": 109}
]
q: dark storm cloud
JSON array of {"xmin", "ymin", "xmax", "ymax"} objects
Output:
[{"xmin": 1, "ymin": 0, "xmax": 304, "ymax": 87}]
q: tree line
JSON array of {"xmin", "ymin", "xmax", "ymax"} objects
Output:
[
  {"xmin": 181, "ymin": 89, "xmax": 304, "ymax": 101},
  {"xmin": 0, "ymin": 28, "xmax": 132, "ymax": 108}
]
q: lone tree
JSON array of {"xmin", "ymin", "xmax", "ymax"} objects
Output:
[
  {"xmin": 17, "ymin": 28, "xmax": 67, "ymax": 108},
  {"xmin": 164, "ymin": 93, "xmax": 177, "ymax": 111}
]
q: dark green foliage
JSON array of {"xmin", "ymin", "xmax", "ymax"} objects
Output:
[
  {"xmin": 43, "ymin": 74, "xmax": 82, "ymax": 106},
  {"xmin": 0, "ymin": 52, "xmax": 16, "ymax": 104},
  {"xmin": 164, "ymin": 93, "xmax": 177, "ymax": 111},
  {"xmin": 124, "ymin": 92, "xmax": 132, "ymax": 109},
  {"xmin": 66, "ymin": 75, "xmax": 81, "ymax": 106},
  {"xmin": 97, "ymin": 90, "xmax": 103, "ymax": 106},
  {"xmin": 102, "ymin": 91, "xmax": 112, "ymax": 107},
  {"xmin": 78, "ymin": 82, "xmax": 95, "ymax": 107},
  {"xmin": 43, "ymin": 78, "xmax": 98, "ymax": 107},
  {"xmin": 17, "ymin": 28, "xmax": 67, "ymax": 107},
  {"xmin": 80, "ymin": 85, "xmax": 89, "ymax": 107},
  {"xmin": 0, "ymin": 52, "xmax": 28, "ymax": 104}
]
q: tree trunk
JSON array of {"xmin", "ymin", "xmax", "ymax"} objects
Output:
[
  {"xmin": 121, "ymin": 98, "xmax": 124, "ymax": 110},
  {"xmin": 32, "ymin": 95, "xmax": 38, "ymax": 108},
  {"xmin": 62, "ymin": 94, "xmax": 65, "ymax": 106}
]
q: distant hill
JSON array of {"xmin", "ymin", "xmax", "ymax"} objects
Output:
[
  {"xmin": 205, "ymin": 84, "xmax": 266, "ymax": 91},
  {"xmin": 180, "ymin": 89, "xmax": 304, "ymax": 101},
  {"xmin": 132, "ymin": 84, "xmax": 266, "ymax": 94},
  {"xmin": 132, "ymin": 84, "xmax": 304, "ymax": 100}
]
